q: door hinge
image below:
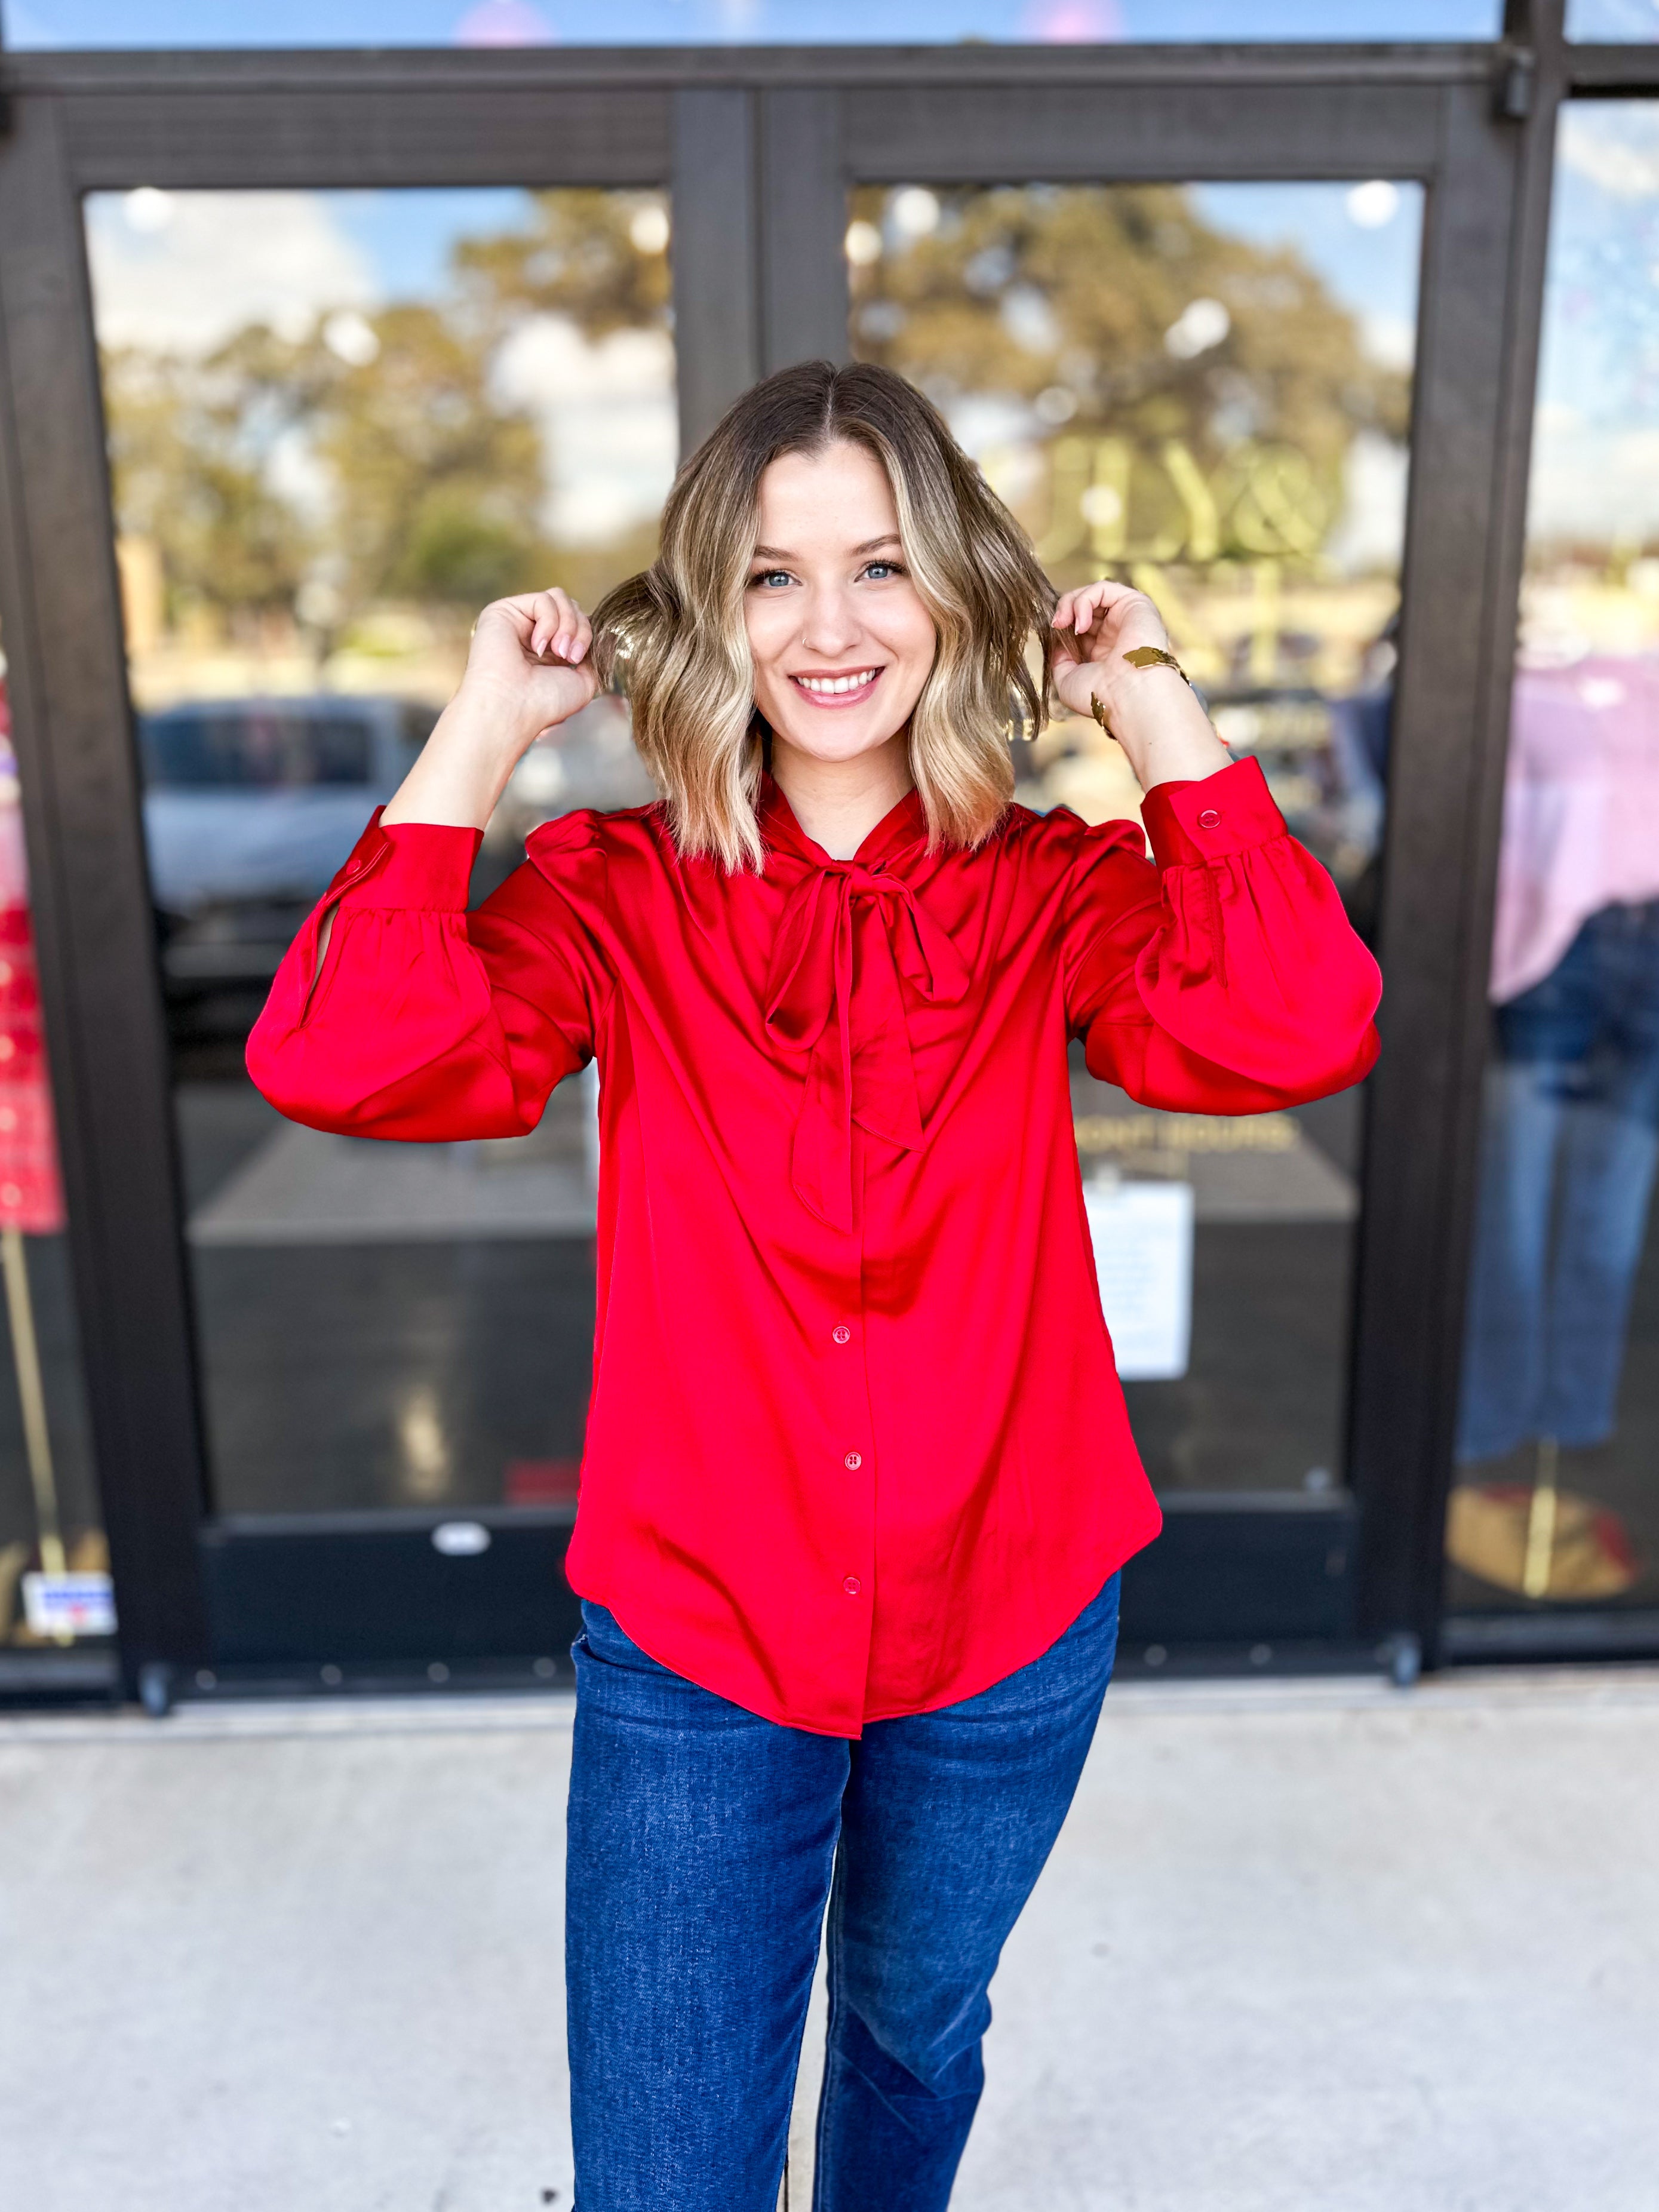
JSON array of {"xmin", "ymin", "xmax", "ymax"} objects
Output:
[{"xmin": 1494, "ymin": 46, "xmax": 1537, "ymax": 122}]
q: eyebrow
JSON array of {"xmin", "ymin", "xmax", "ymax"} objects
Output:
[{"xmin": 751, "ymin": 534, "xmax": 903, "ymax": 561}]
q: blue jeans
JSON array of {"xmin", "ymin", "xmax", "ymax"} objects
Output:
[
  {"xmin": 1458, "ymin": 900, "xmax": 1659, "ymax": 1461},
  {"xmin": 566, "ymin": 1572, "xmax": 1122, "ymax": 2212}
]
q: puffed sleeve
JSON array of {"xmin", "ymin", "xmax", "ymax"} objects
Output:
[
  {"xmin": 245, "ymin": 807, "xmax": 609, "ymax": 1141},
  {"xmin": 1064, "ymin": 755, "xmax": 1381, "ymax": 1111}
]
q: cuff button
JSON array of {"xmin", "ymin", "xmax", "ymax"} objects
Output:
[{"xmin": 1197, "ymin": 808, "xmax": 1222, "ymax": 830}]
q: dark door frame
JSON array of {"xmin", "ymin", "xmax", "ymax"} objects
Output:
[{"xmin": 0, "ymin": 6, "xmax": 1643, "ymax": 1698}]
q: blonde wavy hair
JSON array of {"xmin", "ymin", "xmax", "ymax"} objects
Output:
[{"xmin": 593, "ymin": 360, "xmax": 1056, "ymax": 871}]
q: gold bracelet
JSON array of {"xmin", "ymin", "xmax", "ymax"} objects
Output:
[
  {"xmin": 1123, "ymin": 645, "xmax": 1192, "ymax": 685},
  {"xmin": 1087, "ymin": 647, "xmax": 1189, "ymax": 738}
]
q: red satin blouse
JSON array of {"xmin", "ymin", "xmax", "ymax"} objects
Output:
[{"xmin": 248, "ymin": 755, "xmax": 1380, "ymax": 1736}]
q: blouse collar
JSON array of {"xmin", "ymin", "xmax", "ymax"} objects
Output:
[{"xmin": 758, "ymin": 771, "xmax": 928, "ymax": 872}]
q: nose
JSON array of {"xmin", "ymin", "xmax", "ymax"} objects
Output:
[{"xmin": 798, "ymin": 582, "xmax": 862, "ymax": 660}]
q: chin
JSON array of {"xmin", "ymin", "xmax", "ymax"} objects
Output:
[
  {"xmin": 784, "ymin": 729, "xmax": 901, "ymax": 767},
  {"xmin": 769, "ymin": 706, "xmax": 908, "ymax": 762}
]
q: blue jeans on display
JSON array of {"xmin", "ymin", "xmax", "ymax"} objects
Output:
[
  {"xmin": 566, "ymin": 1572, "xmax": 1122, "ymax": 2212},
  {"xmin": 1458, "ymin": 899, "xmax": 1659, "ymax": 1463}
]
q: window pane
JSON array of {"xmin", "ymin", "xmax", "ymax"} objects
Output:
[
  {"xmin": 10, "ymin": 0, "xmax": 1500, "ymax": 48},
  {"xmin": 87, "ymin": 186, "xmax": 675, "ymax": 1519},
  {"xmin": 1445, "ymin": 103, "xmax": 1659, "ymax": 1617},
  {"xmin": 0, "ymin": 635, "xmax": 109, "ymax": 1663},
  {"xmin": 852, "ymin": 179, "xmax": 1421, "ymax": 1501},
  {"xmin": 1566, "ymin": 0, "xmax": 1659, "ymax": 36}
]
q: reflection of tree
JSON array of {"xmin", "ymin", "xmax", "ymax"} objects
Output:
[
  {"xmin": 317, "ymin": 304, "xmax": 548, "ymax": 617},
  {"xmin": 100, "ymin": 189, "xmax": 671, "ymax": 653},
  {"xmin": 850, "ymin": 185, "xmax": 1407, "ymax": 586},
  {"xmin": 104, "ymin": 338, "xmax": 314, "ymax": 626},
  {"xmin": 454, "ymin": 188, "xmax": 671, "ymax": 342}
]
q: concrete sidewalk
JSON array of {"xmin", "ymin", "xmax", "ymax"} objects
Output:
[{"xmin": 2, "ymin": 1667, "xmax": 1656, "ymax": 2212}]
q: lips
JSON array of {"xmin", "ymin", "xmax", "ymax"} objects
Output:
[{"xmin": 791, "ymin": 668, "xmax": 883, "ymax": 705}]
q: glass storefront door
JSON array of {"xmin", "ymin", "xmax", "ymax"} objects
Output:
[
  {"xmin": 849, "ymin": 177, "xmax": 1420, "ymax": 1491},
  {"xmin": 849, "ymin": 178, "xmax": 1422, "ymax": 1651},
  {"xmin": 84, "ymin": 184, "xmax": 675, "ymax": 1672}
]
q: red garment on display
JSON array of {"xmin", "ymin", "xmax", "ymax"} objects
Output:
[
  {"xmin": 248, "ymin": 756, "xmax": 1380, "ymax": 1736},
  {"xmin": 0, "ymin": 713, "xmax": 65, "ymax": 1237}
]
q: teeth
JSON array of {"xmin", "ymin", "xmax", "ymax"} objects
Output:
[{"xmin": 795, "ymin": 670, "xmax": 878, "ymax": 695}]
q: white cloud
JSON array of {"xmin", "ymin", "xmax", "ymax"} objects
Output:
[
  {"xmin": 1325, "ymin": 432, "xmax": 1409, "ymax": 577},
  {"xmin": 936, "ymin": 394, "xmax": 1036, "ymax": 464},
  {"xmin": 1165, "ymin": 297, "xmax": 1231, "ymax": 361},
  {"xmin": 1360, "ymin": 311, "xmax": 1415, "ymax": 372},
  {"xmin": 1345, "ymin": 180, "xmax": 1400, "ymax": 231},
  {"xmin": 494, "ymin": 316, "xmax": 677, "ymax": 544},
  {"xmin": 1559, "ymin": 110, "xmax": 1659, "ymax": 202},
  {"xmin": 1527, "ymin": 423, "xmax": 1659, "ymax": 543},
  {"xmin": 265, "ymin": 427, "xmax": 335, "ymax": 524},
  {"xmin": 1001, "ymin": 285, "xmax": 1061, "ymax": 357},
  {"xmin": 84, "ymin": 192, "xmax": 377, "ymax": 357}
]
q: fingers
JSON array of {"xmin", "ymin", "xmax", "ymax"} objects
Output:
[
  {"xmin": 526, "ymin": 587, "xmax": 591, "ymax": 664},
  {"xmin": 483, "ymin": 588, "xmax": 590, "ymax": 663},
  {"xmin": 1052, "ymin": 577, "xmax": 1143, "ymax": 636}
]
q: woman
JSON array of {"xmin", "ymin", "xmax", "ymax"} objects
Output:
[{"xmin": 249, "ymin": 361, "xmax": 1380, "ymax": 2211}]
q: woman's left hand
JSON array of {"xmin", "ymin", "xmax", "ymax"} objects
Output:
[
  {"xmin": 1050, "ymin": 577, "xmax": 1230, "ymax": 789},
  {"xmin": 1050, "ymin": 577, "xmax": 1172, "ymax": 720}
]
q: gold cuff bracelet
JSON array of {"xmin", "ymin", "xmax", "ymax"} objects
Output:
[
  {"xmin": 1087, "ymin": 646, "xmax": 1191, "ymax": 739},
  {"xmin": 1123, "ymin": 645, "xmax": 1192, "ymax": 684}
]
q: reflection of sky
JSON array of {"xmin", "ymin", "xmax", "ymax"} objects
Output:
[
  {"xmin": 333, "ymin": 190, "xmax": 529, "ymax": 301},
  {"xmin": 1193, "ymin": 182, "xmax": 1422, "ymax": 365},
  {"xmin": 1565, "ymin": 0, "xmax": 1659, "ymax": 35},
  {"xmin": 1538, "ymin": 107, "xmax": 1659, "ymax": 431},
  {"xmin": 1190, "ymin": 183, "xmax": 1423, "ymax": 572},
  {"xmin": 7, "ymin": 0, "xmax": 1498, "ymax": 46},
  {"xmin": 1526, "ymin": 103, "xmax": 1659, "ymax": 546}
]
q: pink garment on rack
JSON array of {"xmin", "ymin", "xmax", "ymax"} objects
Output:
[{"xmin": 1492, "ymin": 654, "xmax": 1659, "ymax": 1006}]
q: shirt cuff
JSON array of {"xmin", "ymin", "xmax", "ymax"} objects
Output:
[
  {"xmin": 328, "ymin": 809, "xmax": 484, "ymax": 912},
  {"xmin": 1140, "ymin": 755, "xmax": 1286, "ymax": 869}
]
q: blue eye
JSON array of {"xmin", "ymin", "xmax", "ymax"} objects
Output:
[
  {"xmin": 862, "ymin": 560, "xmax": 904, "ymax": 581},
  {"xmin": 751, "ymin": 569, "xmax": 794, "ymax": 589}
]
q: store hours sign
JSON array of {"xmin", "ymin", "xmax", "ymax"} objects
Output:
[{"xmin": 1085, "ymin": 1178, "xmax": 1194, "ymax": 1381}]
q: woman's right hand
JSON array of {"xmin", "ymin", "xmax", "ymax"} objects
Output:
[
  {"xmin": 382, "ymin": 586, "xmax": 599, "ymax": 831},
  {"xmin": 461, "ymin": 586, "xmax": 599, "ymax": 745}
]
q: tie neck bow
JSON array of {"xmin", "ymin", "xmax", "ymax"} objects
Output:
[{"xmin": 763, "ymin": 856, "xmax": 970, "ymax": 1233}]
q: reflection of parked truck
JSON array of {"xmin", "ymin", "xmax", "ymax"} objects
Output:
[
  {"xmin": 139, "ymin": 690, "xmax": 657, "ymax": 1051},
  {"xmin": 140, "ymin": 697, "xmax": 438, "ymax": 1041}
]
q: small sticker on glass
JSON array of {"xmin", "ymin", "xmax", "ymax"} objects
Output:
[{"xmin": 22, "ymin": 1571, "xmax": 116, "ymax": 1639}]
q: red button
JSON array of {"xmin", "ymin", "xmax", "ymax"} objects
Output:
[
  {"xmin": 843, "ymin": 1576, "xmax": 862, "ymax": 1596},
  {"xmin": 843, "ymin": 1451, "xmax": 862, "ymax": 1470},
  {"xmin": 1197, "ymin": 808, "xmax": 1221, "ymax": 829},
  {"xmin": 832, "ymin": 1325, "xmax": 852, "ymax": 1345}
]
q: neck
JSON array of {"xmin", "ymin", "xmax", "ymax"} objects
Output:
[{"xmin": 770, "ymin": 732, "xmax": 914, "ymax": 861}]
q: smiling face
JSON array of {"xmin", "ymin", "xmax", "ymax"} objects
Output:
[{"xmin": 744, "ymin": 440, "xmax": 939, "ymax": 776}]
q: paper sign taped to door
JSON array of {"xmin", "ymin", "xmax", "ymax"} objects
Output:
[
  {"xmin": 1085, "ymin": 1179, "xmax": 1194, "ymax": 1381},
  {"xmin": 22, "ymin": 1571, "xmax": 116, "ymax": 1639}
]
